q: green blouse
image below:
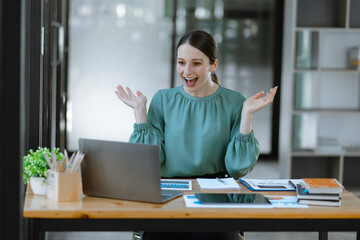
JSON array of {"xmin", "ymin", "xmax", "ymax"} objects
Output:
[{"xmin": 129, "ymin": 85, "xmax": 260, "ymax": 179}]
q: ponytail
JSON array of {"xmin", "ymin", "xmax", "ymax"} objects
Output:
[{"xmin": 211, "ymin": 72, "xmax": 219, "ymax": 84}]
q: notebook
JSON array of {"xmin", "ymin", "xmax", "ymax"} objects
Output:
[
  {"xmin": 79, "ymin": 138, "xmax": 183, "ymax": 203},
  {"xmin": 302, "ymin": 178, "xmax": 344, "ymax": 194},
  {"xmin": 197, "ymin": 178, "xmax": 240, "ymax": 190}
]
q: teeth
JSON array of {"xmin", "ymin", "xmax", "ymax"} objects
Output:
[{"xmin": 184, "ymin": 77, "xmax": 196, "ymax": 81}]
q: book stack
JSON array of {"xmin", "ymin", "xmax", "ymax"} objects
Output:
[{"xmin": 296, "ymin": 178, "xmax": 344, "ymax": 207}]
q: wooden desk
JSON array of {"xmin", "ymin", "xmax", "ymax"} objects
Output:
[{"xmin": 24, "ymin": 180, "xmax": 360, "ymax": 240}]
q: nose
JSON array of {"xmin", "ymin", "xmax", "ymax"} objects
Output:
[{"xmin": 184, "ymin": 63, "xmax": 192, "ymax": 75}]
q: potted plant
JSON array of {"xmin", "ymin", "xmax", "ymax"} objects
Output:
[{"xmin": 23, "ymin": 147, "xmax": 63, "ymax": 195}]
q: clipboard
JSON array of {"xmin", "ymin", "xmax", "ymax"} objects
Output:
[{"xmin": 239, "ymin": 179, "xmax": 302, "ymax": 191}]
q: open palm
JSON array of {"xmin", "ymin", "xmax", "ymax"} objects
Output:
[
  {"xmin": 115, "ymin": 85, "xmax": 147, "ymax": 110},
  {"xmin": 243, "ymin": 86, "xmax": 278, "ymax": 115}
]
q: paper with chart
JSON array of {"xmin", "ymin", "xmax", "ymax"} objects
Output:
[
  {"xmin": 266, "ymin": 196, "xmax": 309, "ymax": 208},
  {"xmin": 161, "ymin": 179, "xmax": 192, "ymax": 190}
]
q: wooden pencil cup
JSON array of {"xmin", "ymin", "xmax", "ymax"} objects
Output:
[{"xmin": 46, "ymin": 170, "xmax": 80, "ymax": 202}]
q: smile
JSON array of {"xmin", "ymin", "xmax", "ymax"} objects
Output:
[{"xmin": 183, "ymin": 77, "xmax": 198, "ymax": 87}]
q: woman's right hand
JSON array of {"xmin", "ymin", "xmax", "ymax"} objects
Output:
[
  {"xmin": 115, "ymin": 85, "xmax": 147, "ymax": 110},
  {"xmin": 115, "ymin": 85, "xmax": 148, "ymax": 123}
]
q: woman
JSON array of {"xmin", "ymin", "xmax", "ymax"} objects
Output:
[{"xmin": 115, "ymin": 30, "xmax": 277, "ymax": 240}]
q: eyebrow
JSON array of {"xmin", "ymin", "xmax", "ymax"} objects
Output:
[{"xmin": 177, "ymin": 58, "xmax": 204, "ymax": 61}]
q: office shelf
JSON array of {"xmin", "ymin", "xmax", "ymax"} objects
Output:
[
  {"xmin": 296, "ymin": 27, "xmax": 360, "ymax": 32},
  {"xmin": 280, "ymin": 0, "xmax": 360, "ymax": 192},
  {"xmin": 294, "ymin": 69, "xmax": 360, "ymax": 74},
  {"xmin": 292, "ymin": 149, "xmax": 360, "ymax": 157},
  {"xmin": 344, "ymin": 149, "xmax": 360, "ymax": 157},
  {"xmin": 349, "ymin": 0, "xmax": 360, "ymax": 28},
  {"xmin": 293, "ymin": 110, "xmax": 360, "ymax": 114},
  {"xmin": 296, "ymin": 0, "xmax": 347, "ymax": 28},
  {"xmin": 318, "ymin": 69, "xmax": 360, "ymax": 73},
  {"xmin": 292, "ymin": 151, "xmax": 345, "ymax": 157},
  {"xmin": 291, "ymin": 156, "xmax": 342, "ymax": 180},
  {"xmin": 343, "ymin": 156, "xmax": 360, "ymax": 187},
  {"xmin": 346, "ymin": 187, "xmax": 360, "ymax": 198}
]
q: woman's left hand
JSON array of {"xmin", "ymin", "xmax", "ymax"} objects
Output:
[{"xmin": 243, "ymin": 86, "xmax": 278, "ymax": 115}]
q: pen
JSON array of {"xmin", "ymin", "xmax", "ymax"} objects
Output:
[
  {"xmin": 288, "ymin": 180, "xmax": 296, "ymax": 189},
  {"xmin": 216, "ymin": 177, "xmax": 228, "ymax": 185}
]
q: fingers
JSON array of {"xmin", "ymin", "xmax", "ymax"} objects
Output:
[
  {"xmin": 115, "ymin": 85, "xmax": 137, "ymax": 98},
  {"xmin": 125, "ymin": 87, "xmax": 137, "ymax": 98},
  {"xmin": 115, "ymin": 91, "xmax": 123, "ymax": 100},
  {"xmin": 253, "ymin": 86, "xmax": 278, "ymax": 107},
  {"xmin": 116, "ymin": 85, "xmax": 125, "ymax": 95},
  {"xmin": 115, "ymin": 85, "xmax": 129, "ymax": 100},
  {"xmin": 115, "ymin": 85, "xmax": 145, "ymax": 101},
  {"xmin": 264, "ymin": 86, "xmax": 278, "ymax": 104},
  {"xmin": 269, "ymin": 86, "xmax": 278, "ymax": 100},
  {"xmin": 252, "ymin": 91, "xmax": 264, "ymax": 99}
]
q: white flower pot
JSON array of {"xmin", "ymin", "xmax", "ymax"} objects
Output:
[{"xmin": 30, "ymin": 177, "xmax": 47, "ymax": 195}]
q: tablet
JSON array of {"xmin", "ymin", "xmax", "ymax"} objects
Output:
[{"xmin": 194, "ymin": 193, "xmax": 271, "ymax": 205}]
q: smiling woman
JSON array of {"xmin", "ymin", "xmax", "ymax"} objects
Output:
[
  {"xmin": 116, "ymin": 30, "xmax": 277, "ymax": 179},
  {"xmin": 115, "ymin": 30, "xmax": 277, "ymax": 240}
]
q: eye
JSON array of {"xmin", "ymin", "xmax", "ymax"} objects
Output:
[
  {"xmin": 177, "ymin": 61, "xmax": 185, "ymax": 65},
  {"xmin": 193, "ymin": 62, "xmax": 202, "ymax": 66}
]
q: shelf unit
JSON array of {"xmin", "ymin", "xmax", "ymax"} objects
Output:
[{"xmin": 280, "ymin": 0, "xmax": 360, "ymax": 195}]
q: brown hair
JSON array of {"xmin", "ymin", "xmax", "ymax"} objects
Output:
[{"xmin": 176, "ymin": 30, "xmax": 219, "ymax": 84}]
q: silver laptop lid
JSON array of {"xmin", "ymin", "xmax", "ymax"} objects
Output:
[{"xmin": 79, "ymin": 138, "xmax": 163, "ymax": 203}]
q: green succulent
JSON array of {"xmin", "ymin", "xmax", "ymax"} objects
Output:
[{"xmin": 23, "ymin": 147, "xmax": 64, "ymax": 184}]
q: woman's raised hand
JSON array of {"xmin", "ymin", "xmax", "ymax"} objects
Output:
[
  {"xmin": 115, "ymin": 85, "xmax": 147, "ymax": 110},
  {"xmin": 243, "ymin": 86, "xmax": 278, "ymax": 115},
  {"xmin": 115, "ymin": 85, "xmax": 148, "ymax": 123}
]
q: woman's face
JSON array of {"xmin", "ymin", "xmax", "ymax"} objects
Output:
[{"xmin": 176, "ymin": 43, "xmax": 217, "ymax": 96}]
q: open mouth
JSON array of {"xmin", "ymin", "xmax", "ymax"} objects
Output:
[{"xmin": 184, "ymin": 77, "xmax": 198, "ymax": 87}]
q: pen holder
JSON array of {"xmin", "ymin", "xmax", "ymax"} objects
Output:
[{"xmin": 46, "ymin": 170, "xmax": 80, "ymax": 202}]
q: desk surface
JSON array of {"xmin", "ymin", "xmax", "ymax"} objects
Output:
[{"xmin": 23, "ymin": 180, "xmax": 360, "ymax": 219}]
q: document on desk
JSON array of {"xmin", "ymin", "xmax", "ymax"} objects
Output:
[
  {"xmin": 239, "ymin": 179, "xmax": 304, "ymax": 191},
  {"xmin": 266, "ymin": 196, "xmax": 309, "ymax": 208},
  {"xmin": 197, "ymin": 178, "xmax": 241, "ymax": 190},
  {"xmin": 183, "ymin": 195, "xmax": 273, "ymax": 208},
  {"xmin": 161, "ymin": 179, "xmax": 192, "ymax": 190}
]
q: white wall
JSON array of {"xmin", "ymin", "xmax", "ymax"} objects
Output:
[{"xmin": 67, "ymin": 0, "xmax": 172, "ymax": 151}]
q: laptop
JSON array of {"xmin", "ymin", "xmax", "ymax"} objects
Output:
[{"xmin": 79, "ymin": 138, "xmax": 183, "ymax": 203}]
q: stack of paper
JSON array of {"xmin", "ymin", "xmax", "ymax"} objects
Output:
[{"xmin": 296, "ymin": 184, "xmax": 341, "ymax": 206}]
